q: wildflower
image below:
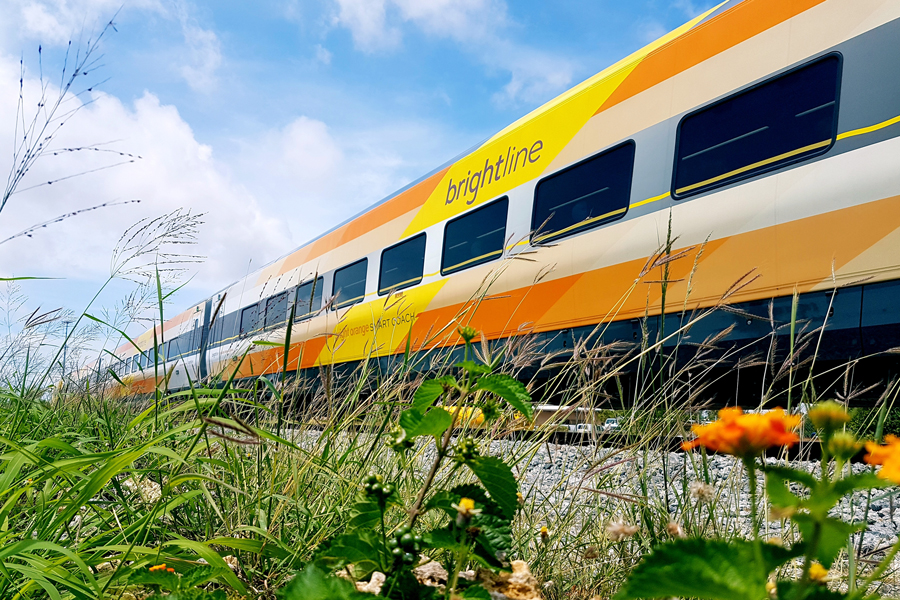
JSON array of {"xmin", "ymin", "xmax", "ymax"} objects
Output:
[
  {"xmin": 808, "ymin": 400, "xmax": 850, "ymax": 431},
  {"xmin": 808, "ymin": 562, "xmax": 829, "ymax": 583},
  {"xmin": 766, "ymin": 579, "xmax": 777, "ymax": 598},
  {"xmin": 767, "ymin": 536, "xmax": 784, "ymax": 547},
  {"xmin": 540, "ymin": 525, "xmax": 550, "ymax": 544},
  {"xmin": 666, "ymin": 521, "xmax": 685, "ymax": 538},
  {"xmin": 451, "ymin": 497, "xmax": 481, "ymax": 527},
  {"xmin": 458, "ymin": 325, "xmax": 477, "ymax": 343},
  {"xmin": 517, "ymin": 492, "xmax": 525, "ymax": 506},
  {"xmin": 681, "ymin": 407, "xmax": 801, "ymax": 458},
  {"xmin": 828, "ymin": 431, "xmax": 862, "ymax": 461},
  {"xmin": 689, "ymin": 481, "xmax": 715, "ymax": 503},
  {"xmin": 582, "ymin": 545, "xmax": 600, "ymax": 560},
  {"xmin": 605, "ymin": 520, "xmax": 638, "ymax": 542},
  {"xmin": 148, "ymin": 563, "xmax": 167, "ymax": 572},
  {"xmin": 864, "ymin": 435, "xmax": 900, "ymax": 484}
]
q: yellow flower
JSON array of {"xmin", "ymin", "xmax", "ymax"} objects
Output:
[
  {"xmin": 808, "ymin": 562, "xmax": 829, "ymax": 583},
  {"xmin": 540, "ymin": 526, "xmax": 550, "ymax": 544},
  {"xmin": 681, "ymin": 407, "xmax": 801, "ymax": 458},
  {"xmin": 864, "ymin": 435, "xmax": 900, "ymax": 484},
  {"xmin": 451, "ymin": 497, "xmax": 481, "ymax": 526}
]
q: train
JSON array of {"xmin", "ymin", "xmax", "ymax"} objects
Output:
[{"xmin": 103, "ymin": 0, "xmax": 900, "ymax": 397}]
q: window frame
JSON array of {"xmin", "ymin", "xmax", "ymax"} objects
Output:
[
  {"xmin": 240, "ymin": 303, "xmax": 260, "ymax": 336},
  {"xmin": 378, "ymin": 233, "xmax": 427, "ymax": 296},
  {"xmin": 332, "ymin": 258, "xmax": 369, "ymax": 310},
  {"xmin": 295, "ymin": 276, "xmax": 324, "ymax": 322},
  {"xmin": 264, "ymin": 291, "xmax": 289, "ymax": 329},
  {"xmin": 441, "ymin": 196, "xmax": 509, "ymax": 276},
  {"xmin": 530, "ymin": 140, "xmax": 635, "ymax": 245},
  {"xmin": 671, "ymin": 52, "xmax": 843, "ymax": 200}
]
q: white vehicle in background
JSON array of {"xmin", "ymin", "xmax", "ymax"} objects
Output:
[{"xmin": 603, "ymin": 418, "xmax": 620, "ymax": 432}]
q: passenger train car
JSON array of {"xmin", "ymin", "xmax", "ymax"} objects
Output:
[{"xmin": 108, "ymin": 0, "xmax": 900, "ymax": 394}]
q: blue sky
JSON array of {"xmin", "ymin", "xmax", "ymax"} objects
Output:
[{"xmin": 0, "ymin": 0, "xmax": 717, "ymax": 337}]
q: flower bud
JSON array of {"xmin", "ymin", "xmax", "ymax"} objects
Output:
[
  {"xmin": 808, "ymin": 562, "xmax": 829, "ymax": 583},
  {"xmin": 827, "ymin": 431, "xmax": 862, "ymax": 461},
  {"xmin": 808, "ymin": 400, "xmax": 850, "ymax": 431},
  {"xmin": 605, "ymin": 520, "xmax": 638, "ymax": 542},
  {"xmin": 458, "ymin": 325, "xmax": 477, "ymax": 343}
]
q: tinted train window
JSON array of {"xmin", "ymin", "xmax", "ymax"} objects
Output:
[
  {"xmin": 442, "ymin": 197, "xmax": 508, "ymax": 275},
  {"xmin": 673, "ymin": 54, "xmax": 840, "ymax": 198},
  {"xmin": 532, "ymin": 142, "xmax": 634, "ymax": 243},
  {"xmin": 295, "ymin": 277, "xmax": 323, "ymax": 321},
  {"xmin": 333, "ymin": 259, "xmax": 368, "ymax": 309},
  {"xmin": 379, "ymin": 234, "xmax": 426, "ymax": 295},
  {"xmin": 264, "ymin": 292, "xmax": 288, "ymax": 328},
  {"xmin": 240, "ymin": 304, "xmax": 259, "ymax": 334}
]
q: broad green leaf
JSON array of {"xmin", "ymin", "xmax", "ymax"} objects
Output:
[
  {"xmin": 399, "ymin": 407, "xmax": 453, "ymax": 441},
  {"xmin": 179, "ymin": 565, "xmax": 230, "ymax": 588},
  {"xmin": 467, "ymin": 456, "xmax": 518, "ymax": 519},
  {"xmin": 831, "ymin": 472, "xmax": 891, "ymax": 498},
  {"xmin": 474, "ymin": 374, "xmax": 532, "ymax": 420},
  {"xmin": 455, "ymin": 361, "xmax": 491, "ymax": 375},
  {"xmin": 761, "ymin": 465, "xmax": 817, "ymax": 489},
  {"xmin": 775, "ymin": 580, "xmax": 846, "ymax": 600},
  {"xmin": 614, "ymin": 539, "xmax": 800, "ymax": 600},
  {"xmin": 422, "ymin": 527, "xmax": 467, "ymax": 553},
  {"xmin": 279, "ymin": 565, "xmax": 372, "ymax": 600},
  {"xmin": 793, "ymin": 513, "xmax": 865, "ymax": 568},
  {"xmin": 314, "ymin": 531, "xmax": 383, "ymax": 580},
  {"xmin": 471, "ymin": 511, "xmax": 512, "ymax": 567},
  {"xmin": 412, "ymin": 376, "xmax": 456, "ymax": 412},
  {"xmin": 347, "ymin": 498, "xmax": 383, "ymax": 531},
  {"xmin": 766, "ymin": 471, "xmax": 801, "ymax": 509}
]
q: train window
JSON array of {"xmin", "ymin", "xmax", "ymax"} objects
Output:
[
  {"xmin": 295, "ymin": 277, "xmax": 323, "ymax": 321},
  {"xmin": 379, "ymin": 234, "xmax": 426, "ymax": 295},
  {"xmin": 673, "ymin": 54, "xmax": 840, "ymax": 198},
  {"xmin": 333, "ymin": 259, "xmax": 368, "ymax": 309},
  {"xmin": 264, "ymin": 292, "xmax": 289, "ymax": 328},
  {"xmin": 532, "ymin": 142, "xmax": 634, "ymax": 244},
  {"xmin": 442, "ymin": 197, "xmax": 508, "ymax": 276},
  {"xmin": 240, "ymin": 304, "xmax": 259, "ymax": 335}
]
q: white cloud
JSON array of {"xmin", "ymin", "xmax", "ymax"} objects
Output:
[
  {"xmin": 314, "ymin": 44, "xmax": 333, "ymax": 65},
  {"xmin": 331, "ymin": 0, "xmax": 400, "ymax": 52},
  {"xmin": 0, "ymin": 52, "xmax": 291, "ymax": 293},
  {"xmin": 5, "ymin": 0, "xmax": 163, "ymax": 46},
  {"xmin": 328, "ymin": 0, "xmax": 573, "ymax": 106},
  {"xmin": 178, "ymin": 21, "xmax": 223, "ymax": 92},
  {"xmin": 229, "ymin": 114, "xmax": 457, "ymax": 249}
]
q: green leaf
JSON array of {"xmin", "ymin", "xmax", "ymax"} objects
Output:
[
  {"xmin": 399, "ymin": 407, "xmax": 453, "ymax": 441},
  {"xmin": 775, "ymin": 580, "xmax": 847, "ymax": 600},
  {"xmin": 467, "ymin": 456, "xmax": 518, "ymax": 519},
  {"xmin": 279, "ymin": 565, "xmax": 372, "ymax": 600},
  {"xmin": 471, "ymin": 511, "xmax": 512, "ymax": 567},
  {"xmin": 761, "ymin": 465, "xmax": 817, "ymax": 489},
  {"xmin": 179, "ymin": 565, "xmax": 229, "ymax": 588},
  {"xmin": 474, "ymin": 374, "xmax": 532, "ymax": 421},
  {"xmin": 614, "ymin": 539, "xmax": 800, "ymax": 600},
  {"xmin": 412, "ymin": 376, "xmax": 456, "ymax": 412},
  {"xmin": 458, "ymin": 585, "xmax": 492, "ymax": 599},
  {"xmin": 793, "ymin": 513, "xmax": 865, "ymax": 568},
  {"xmin": 128, "ymin": 568, "xmax": 182, "ymax": 591},
  {"xmin": 766, "ymin": 471, "xmax": 801, "ymax": 509},
  {"xmin": 455, "ymin": 361, "xmax": 491, "ymax": 375},
  {"xmin": 314, "ymin": 531, "xmax": 383, "ymax": 580},
  {"xmin": 422, "ymin": 527, "xmax": 467, "ymax": 553},
  {"xmin": 347, "ymin": 497, "xmax": 383, "ymax": 531},
  {"xmin": 831, "ymin": 472, "xmax": 891, "ymax": 497}
]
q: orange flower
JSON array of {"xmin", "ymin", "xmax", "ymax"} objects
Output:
[
  {"xmin": 148, "ymin": 563, "xmax": 167, "ymax": 572},
  {"xmin": 864, "ymin": 435, "xmax": 900, "ymax": 484},
  {"xmin": 681, "ymin": 407, "xmax": 801, "ymax": 457}
]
